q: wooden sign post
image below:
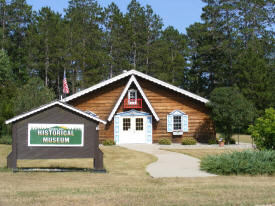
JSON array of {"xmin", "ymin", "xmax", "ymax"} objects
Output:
[{"xmin": 5, "ymin": 101, "xmax": 106, "ymax": 172}]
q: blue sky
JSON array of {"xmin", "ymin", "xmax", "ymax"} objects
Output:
[{"xmin": 26, "ymin": 0, "xmax": 206, "ymax": 33}]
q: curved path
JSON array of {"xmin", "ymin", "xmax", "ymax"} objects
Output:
[{"xmin": 120, "ymin": 144, "xmax": 216, "ymax": 178}]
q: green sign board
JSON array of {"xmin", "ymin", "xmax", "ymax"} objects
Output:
[{"xmin": 28, "ymin": 124, "xmax": 84, "ymax": 147}]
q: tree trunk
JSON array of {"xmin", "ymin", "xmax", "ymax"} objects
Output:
[
  {"xmin": 72, "ymin": 68, "xmax": 75, "ymax": 94},
  {"xmin": 82, "ymin": 37, "xmax": 85, "ymax": 88},
  {"xmin": 1, "ymin": 1, "xmax": 6, "ymax": 51},
  {"xmin": 70, "ymin": 30, "xmax": 75, "ymax": 94},
  {"xmin": 45, "ymin": 37, "xmax": 49, "ymax": 87},
  {"xmin": 146, "ymin": 27, "xmax": 150, "ymax": 74},
  {"xmin": 133, "ymin": 41, "xmax": 136, "ymax": 69},
  {"xmin": 57, "ymin": 71, "xmax": 60, "ymax": 99},
  {"xmin": 225, "ymin": 9, "xmax": 233, "ymax": 86},
  {"xmin": 81, "ymin": 17, "xmax": 86, "ymax": 88},
  {"xmin": 171, "ymin": 49, "xmax": 175, "ymax": 83},
  {"xmin": 110, "ymin": 44, "xmax": 113, "ymax": 78},
  {"xmin": 109, "ymin": 22, "xmax": 113, "ymax": 78}
]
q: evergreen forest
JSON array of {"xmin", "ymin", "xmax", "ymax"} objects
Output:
[{"xmin": 0, "ymin": 0, "xmax": 274, "ymax": 137}]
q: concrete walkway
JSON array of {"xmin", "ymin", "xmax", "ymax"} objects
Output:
[
  {"xmin": 160, "ymin": 142, "xmax": 253, "ymax": 150},
  {"xmin": 120, "ymin": 144, "xmax": 216, "ymax": 178}
]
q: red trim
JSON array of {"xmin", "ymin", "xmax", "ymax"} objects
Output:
[{"xmin": 124, "ymin": 99, "xmax": 142, "ymax": 108}]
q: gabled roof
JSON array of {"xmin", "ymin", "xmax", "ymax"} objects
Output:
[
  {"xmin": 5, "ymin": 101, "xmax": 106, "ymax": 125},
  {"xmin": 61, "ymin": 70, "xmax": 209, "ymax": 104},
  {"xmin": 107, "ymin": 75, "xmax": 159, "ymax": 121}
]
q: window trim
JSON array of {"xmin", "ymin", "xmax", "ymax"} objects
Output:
[{"xmin": 167, "ymin": 110, "xmax": 188, "ymax": 133}]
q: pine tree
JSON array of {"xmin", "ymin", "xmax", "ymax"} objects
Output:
[
  {"xmin": 154, "ymin": 26, "xmax": 188, "ymax": 87},
  {"xmin": 187, "ymin": 22, "xmax": 228, "ymax": 96},
  {"xmin": 4, "ymin": 0, "xmax": 33, "ymax": 83},
  {"xmin": 26, "ymin": 7, "xmax": 65, "ymax": 97},
  {"xmin": 0, "ymin": 0, "xmax": 8, "ymax": 50},
  {"xmin": 235, "ymin": 39, "xmax": 274, "ymax": 113},
  {"xmin": 126, "ymin": 0, "xmax": 147, "ymax": 70},
  {"xmin": 0, "ymin": 50, "xmax": 15, "ymax": 137},
  {"xmin": 65, "ymin": 0, "xmax": 105, "ymax": 90},
  {"xmin": 187, "ymin": 0, "xmax": 275, "ymax": 107},
  {"xmin": 143, "ymin": 5, "xmax": 163, "ymax": 74},
  {"xmin": 104, "ymin": 3, "xmax": 131, "ymax": 78}
]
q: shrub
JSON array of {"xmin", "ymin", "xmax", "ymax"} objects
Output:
[
  {"xmin": 102, "ymin": 139, "xmax": 116, "ymax": 146},
  {"xmin": 218, "ymin": 134, "xmax": 236, "ymax": 144},
  {"xmin": 158, "ymin": 138, "xmax": 171, "ymax": 145},
  {"xmin": 0, "ymin": 135, "xmax": 12, "ymax": 145},
  {"xmin": 248, "ymin": 107, "xmax": 275, "ymax": 150},
  {"xmin": 208, "ymin": 138, "xmax": 217, "ymax": 144},
  {"xmin": 227, "ymin": 138, "xmax": 236, "ymax": 144},
  {"xmin": 200, "ymin": 150, "xmax": 275, "ymax": 175},
  {"xmin": 181, "ymin": 137, "xmax": 197, "ymax": 145},
  {"xmin": 224, "ymin": 137, "xmax": 236, "ymax": 144}
]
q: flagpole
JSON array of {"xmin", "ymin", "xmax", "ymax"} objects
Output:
[
  {"xmin": 63, "ymin": 69, "xmax": 69, "ymax": 99},
  {"xmin": 64, "ymin": 69, "xmax": 66, "ymax": 99}
]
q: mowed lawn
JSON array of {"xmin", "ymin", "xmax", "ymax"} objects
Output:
[
  {"xmin": 162, "ymin": 149, "xmax": 241, "ymax": 160},
  {"xmin": 232, "ymin": 134, "xmax": 253, "ymax": 144},
  {"xmin": 0, "ymin": 144, "xmax": 275, "ymax": 206},
  {"xmin": 217, "ymin": 133, "xmax": 253, "ymax": 144}
]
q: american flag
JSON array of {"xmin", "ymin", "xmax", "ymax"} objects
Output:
[{"xmin": 63, "ymin": 70, "xmax": 69, "ymax": 94}]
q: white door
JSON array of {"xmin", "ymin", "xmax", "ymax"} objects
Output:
[{"xmin": 118, "ymin": 116, "xmax": 147, "ymax": 144}]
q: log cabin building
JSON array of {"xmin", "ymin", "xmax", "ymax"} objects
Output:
[{"xmin": 62, "ymin": 70, "xmax": 215, "ymax": 144}]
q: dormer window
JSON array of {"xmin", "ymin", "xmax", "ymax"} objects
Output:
[{"xmin": 128, "ymin": 89, "xmax": 137, "ymax": 105}]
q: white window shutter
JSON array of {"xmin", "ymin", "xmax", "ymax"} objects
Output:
[
  {"xmin": 147, "ymin": 116, "xmax": 152, "ymax": 143},
  {"xmin": 114, "ymin": 116, "xmax": 119, "ymax": 143},
  {"xmin": 167, "ymin": 114, "xmax": 173, "ymax": 132},
  {"xmin": 182, "ymin": 115, "xmax": 188, "ymax": 132}
]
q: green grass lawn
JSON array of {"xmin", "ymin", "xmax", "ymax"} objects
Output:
[
  {"xmin": 232, "ymin": 134, "xmax": 253, "ymax": 144},
  {"xmin": 162, "ymin": 149, "xmax": 243, "ymax": 160},
  {"xmin": 0, "ymin": 144, "xmax": 274, "ymax": 206},
  {"xmin": 217, "ymin": 133, "xmax": 253, "ymax": 144}
]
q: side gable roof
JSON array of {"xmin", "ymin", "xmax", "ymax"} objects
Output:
[
  {"xmin": 61, "ymin": 70, "xmax": 209, "ymax": 104},
  {"xmin": 107, "ymin": 75, "xmax": 159, "ymax": 122},
  {"xmin": 5, "ymin": 101, "xmax": 106, "ymax": 125}
]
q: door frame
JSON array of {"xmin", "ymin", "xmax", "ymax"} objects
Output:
[{"xmin": 114, "ymin": 110, "xmax": 152, "ymax": 144}]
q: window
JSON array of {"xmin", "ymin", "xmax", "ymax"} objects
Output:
[
  {"xmin": 167, "ymin": 110, "xmax": 188, "ymax": 133},
  {"xmin": 136, "ymin": 118, "xmax": 143, "ymax": 131},
  {"xmin": 173, "ymin": 116, "xmax": 182, "ymax": 130},
  {"xmin": 123, "ymin": 118, "xmax": 131, "ymax": 131},
  {"xmin": 128, "ymin": 89, "xmax": 137, "ymax": 105}
]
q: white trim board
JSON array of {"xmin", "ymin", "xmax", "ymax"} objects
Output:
[
  {"xmin": 132, "ymin": 70, "xmax": 209, "ymax": 103},
  {"xmin": 116, "ymin": 109, "xmax": 150, "ymax": 116},
  {"xmin": 5, "ymin": 101, "xmax": 106, "ymax": 125},
  {"xmin": 61, "ymin": 70, "xmax": 209, "ymax": 104},
  {"xmin": 107, "ymin": 75, "xmax": 159, "ymax": 122},
  {"xmin": 61, "ymin": 71, "xmax": 132, "ymax": 102}
]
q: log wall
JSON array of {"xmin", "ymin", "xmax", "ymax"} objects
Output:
[
  {"xmin": 138, "ymin": 77, "xmax": 215, "ymax": 143},
  {"xmin": 71, "ymin": 76, "xmax": 215, "ymax": 143}
]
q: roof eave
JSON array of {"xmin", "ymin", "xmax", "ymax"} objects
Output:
[
  {"xmin": 107, "ymin": 75, "xmax": 160, "ymax": 122},
  {"xmin": 61, "ymin": 69, "xmax": 209, "ymax": 104},
  {"xmin": 5, "ymin": 101, "xmax": 106, "ymax": 125}
]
